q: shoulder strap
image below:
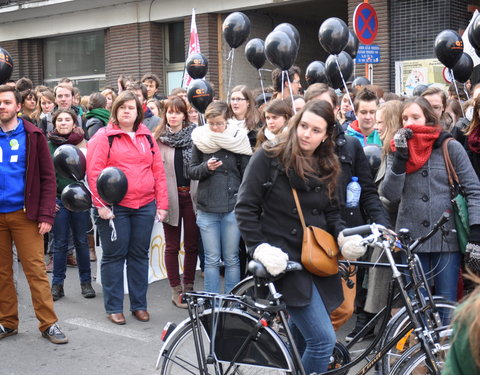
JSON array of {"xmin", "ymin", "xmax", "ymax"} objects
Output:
[
  {"xmin": 107, "ymin": 134, "xmax": 155, "ymax": 158},
  {"xmin": 442, "ymin": 138, "xmax": 459, "ymax": 187},
  {"xmin": 291, "ymin": 188, "xmax": 307, "ymax": 229}
]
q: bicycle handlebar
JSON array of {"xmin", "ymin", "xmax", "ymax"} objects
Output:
[{"xmin": 341, "ymin": 224, "xmax": 375, "ymax": 237}]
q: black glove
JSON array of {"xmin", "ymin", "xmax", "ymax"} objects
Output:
[{"xmin": 392, "ymin": 128, "xmax": 413, "ymax": 174}]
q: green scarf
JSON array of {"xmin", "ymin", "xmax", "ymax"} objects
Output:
[{"xmin": 86, "ymin": 108, "xmax": 111, "ymax": 124}]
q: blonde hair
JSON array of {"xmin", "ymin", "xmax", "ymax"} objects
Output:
[{"xmin": 377, "ymin": 100, "xmax": 403, "ymax": 156}]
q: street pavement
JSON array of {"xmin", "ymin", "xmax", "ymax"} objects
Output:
[{"xmin": 3, "ymin": 260, "xmax": 370, "ymax": 375}]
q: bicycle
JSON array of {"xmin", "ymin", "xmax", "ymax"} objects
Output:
[{"xmin": 155, "ymin": 213, "xmax": 454, "ymax": 374}]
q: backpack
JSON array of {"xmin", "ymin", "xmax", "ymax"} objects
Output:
[{"xmin": 107, "ymin": 134, "xmax": 155, "ymax": 158}]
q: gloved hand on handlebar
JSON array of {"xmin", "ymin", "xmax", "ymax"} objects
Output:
[
  {"xmin": 392, "ymin": 128, "xmax": 413, "ymax": 174},
  {"xmin": 253, "ymin": 243, "xmax": 289, "ymax": 276},
  {"xmin": 337, "ymin": 232, "xmax": 366, "ymax": 260}
]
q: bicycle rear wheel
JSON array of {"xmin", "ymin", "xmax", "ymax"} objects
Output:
[{"xmin": 158, "ymin": 309, "xmax": 295, "ymax": 374}]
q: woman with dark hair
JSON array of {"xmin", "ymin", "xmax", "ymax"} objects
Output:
[
  {"xmin": 255, "ymin": 99, "xmax": 292, "ymax": 149},
  {"xmin": 47, "ymin": 109, "xmax": 95, "ymax": 301},
  {"xmin": 87, "ymin": 91, "xmax": 168, "ymax": 325},
  {"xmin": 20, "ymin": 89, "xmax": 37, "ymax": 123},
  {"xmin": 235, "ymin": 100, "xmax": 365, "ymax": 373},
  {"xmin": 381, "ymin": 96, "xmax": 480, "ymax": 302},
  {"xmin": 227, "ymin": 85, "xmax": 261, "ymax": 148},
  {"xmin": 154, "ymin": 96, "xmax": 199, "ymax": 308},
  {"xmin": 85, "ymin": 92, "xmax": 110, "ymax": 139}
]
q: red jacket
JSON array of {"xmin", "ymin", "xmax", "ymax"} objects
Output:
[
  {"xmin": 87, "ymin": 123, "xmax": 168, "ymax": 210},
  {"xmin": 24, "ymin": 119, "xmax": 57, "ymax": 224}
]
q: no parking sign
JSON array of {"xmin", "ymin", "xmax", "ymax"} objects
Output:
[{"xmin": 353, "ymin": 3, "xmax": 378, "ymax": 45}]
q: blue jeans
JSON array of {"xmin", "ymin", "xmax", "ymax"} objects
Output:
[
  {"xmin": 196, "ymin": 210, "xmax": 240, "ymax": 293},
  {"xmin": 95, "ymin": 201, "xmax": 155, "ymax": 314},
  {"xmin": 52, "ymin": 199, "xmax": 91, "ymax": 285},
  {"xmin": 287, "ymin": 284, "xmax": 336, "ymax": 374},
  {"xmin": 416, "ymin": 252, "xmax": 461, "ymax": 302}
]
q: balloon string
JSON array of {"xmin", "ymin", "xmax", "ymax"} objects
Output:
[
  {"xmin": 258, "ymin": 70, "xmax": 267, "ymax": 104},
  {"xmin": 464, "ymin": 86, "xmax": 471, "ymax": 101},
  {"xmin": 335, "ymin": 55, "xmax": 356, "ymax": 118},
  {"xmin": 109, "ymin": 207, "xmax": 117, "ymax": 242},
  {"xmin": 285, "ymin": 71, "xmax": 296, "ymax": 114},
  {"xmin": 450, "ymin": 69, "xmax": 466, "ymax": 118},
  {"xmin": 227, "ymin": 48, "xmax": 235, "ymax": 98},
  {"xmin": 199, "ymin": 113, "xmax": 205, "ymax": 126},
  {"xmin": 281, "ymin": 70, "xmax": 285, "ymax": 100}
]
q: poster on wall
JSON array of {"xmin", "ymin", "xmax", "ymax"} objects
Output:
[{"xmin": 395, "ymin": 58, "xmax": 448, "ymax": 96}]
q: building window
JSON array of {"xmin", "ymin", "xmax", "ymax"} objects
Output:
[
  {"xmin": 44, "ymin": 31, "xmax": 105, "ymax": 94},
  {"xmin": 165, "ymin": 21, "xmax": 185, "ymax": 94}
]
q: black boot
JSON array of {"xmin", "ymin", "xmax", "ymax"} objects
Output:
[
  {"xmin": 81, "ymin": 283, "xmax": 96, "ymax": 298},
  {"xmin": 345, "ymin": 311, "xmax": 376, "ymax": 342},
  {"xmin": 51, "ymin": 284, "xmax": 64, "ymax": 301}
]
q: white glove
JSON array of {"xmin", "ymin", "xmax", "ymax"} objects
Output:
[
  {"xmin": 253, "ymin": 243, "xmax": 289, "ymax": 276},
  {"xmin": 337, "ymin": 232, "xmax": 366, "ymax": 260}
]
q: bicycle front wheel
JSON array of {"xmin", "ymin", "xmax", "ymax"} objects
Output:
[
  {"xmin": 392, "ymin": 349, "xmax": 447, "ymax": 375},
  {"xmin": 158, "ymin": 309, "xmax": 295, "ymax": 375}
]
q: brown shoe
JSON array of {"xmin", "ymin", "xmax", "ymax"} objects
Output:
[
  {"xmin": 132, "ymin": 310, "xmax": 150, "ymax": 322},
  {"xmin": 171, "ymin": 285, "xmax": 187, "ymax": 309},
  {"xmin": 107, "ymin": 313, "xmax": 126, "ymax": 325},
  {"xmin": 89, "ymin": 248, "xmax": 97, "ymax": 262},
  {"xmin": 67, "ymin": 254, "xmax": 77, "ymax": 267}
]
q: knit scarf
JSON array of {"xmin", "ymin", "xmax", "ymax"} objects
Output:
[
  {"xmin": 390, "ymin": 124, "xmax": 441, "ymax": 174},
  {"xmin": 468, "ymin": 126, "xmax": 480, "ymax": 153},
  {"xmin": 158, "ymin": 124, "xmax": 195, "ymax": 179},
  {"xmin": 86, "ymin": 108, "xmax": 111, "ymax": 124},
  {"xmin": 191, "ymin": 122, "xmax": 253, "ymax": 156},
  {"xmin": 47, "ymin": 127, "xmax": 85, "ymax": 146}
]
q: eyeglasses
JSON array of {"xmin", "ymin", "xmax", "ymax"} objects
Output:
[
  {"xmin": 208, "ymin": 122, "xmax": 226, "ymax": 128},
  {"xmin": 230, "ymin": 98, "xmax": 247, "ymax": 102}
]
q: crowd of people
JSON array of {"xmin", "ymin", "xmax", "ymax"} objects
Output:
[{"xmin": 0, "ymin": 67, "xmax": 479, "ymax": 373}]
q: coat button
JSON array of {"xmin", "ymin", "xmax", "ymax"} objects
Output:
[
  {"xmin": 292, "ymin": 208, "xmax": 297, "ymax": 214},
  {"xmin": 340, "ymin": 155, "xmax": 346, "ymax": 160},
  {"xmin": 315, "ymin": 186, "xmax": 321, "ymax": 192},
  {"xmin": 290, "ymin": 229, "xmax": 297, "ymax": 235},
  {"xmin": 225, "ymin": 155, "xmax": 228, "ymax": 159},
  {"xmin": 422, "ymin": 220, "xmax": 430, "ymax": 227},
  {"xmin": 312, "ymin": 209, "xmax": 319, "ymax": 215},
  {"xmin": 224, "ymin": 170, "xmax": 228, "ymax": 174},
  {"xmin": 422, "ymin": 170, "xmax": 428, "ymax": 177},
  {"xmin": 422, "ymin": 195, "xmax": 429, "ymax": 202}
]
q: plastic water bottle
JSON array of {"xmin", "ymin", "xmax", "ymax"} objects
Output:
[{"xmin": 346, "ymin": 177, "xmax": 361, "ymax": 208}]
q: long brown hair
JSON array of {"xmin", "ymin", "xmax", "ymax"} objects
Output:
[
  {"xmin": 153, "ymin": 96, "xmax": 189, "ymax": 139},
  {"xmin": 31, "ymin": 90, "xmax": 55, "ymax": 123},
  {"xmin": 227, "ymin": 85, "xmax": 260, "ymax": 131},
  {"xmin": 265, "ymin": 100, "xmax": 340, "ymax": 198},
  {"xmin": 465, "ymin": 96, "xmax": 480, "ymax": 136},
  {"xmin": 255, "ymin": 99, "xmax": 293, "ymax": 149},
  {"xmin": 451, "ymin": 272, "xmax": 480, "ymax": 367},
  {"xmin": 401, "ymin": 97, "xmax": 439, "ymax": 126}
]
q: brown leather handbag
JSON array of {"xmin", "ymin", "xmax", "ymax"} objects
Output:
[{"xmin": 292, "ymin": 188, "xmax": 339, "ymax": 277}]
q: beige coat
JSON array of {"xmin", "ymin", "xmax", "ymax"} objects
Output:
[{"xmin": 158, "ymin": 141, "xmax": 198, "ymax": 226}]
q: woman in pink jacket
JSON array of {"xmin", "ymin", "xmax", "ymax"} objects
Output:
[{"xmin": 87, "ymin": 91, "xmax": 168, "ymax": 325}]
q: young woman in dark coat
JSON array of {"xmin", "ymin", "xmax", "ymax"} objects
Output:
[{"xmin": 235, "ymin": 100, "xmax": 365, "ymax": 373}]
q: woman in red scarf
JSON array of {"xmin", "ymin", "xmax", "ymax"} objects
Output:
[{"xmin": 381, "ymin": 97, "xmax": 480, "ymax": 303}]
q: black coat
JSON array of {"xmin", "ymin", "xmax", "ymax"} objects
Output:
[
  {"xmin": 235, "ymin": 148, "xmax": 344, "ymax": 311},
  {"xmin": 189, "ymin": 145, "xmax": 250, "ymax": 213},
  {"xmin": 335, "ymin": 128, "xmax": 390, "ymax": 228},
  {"xmin": 452, "ymin": 122, "xmax": 480, "ymax": 180}
]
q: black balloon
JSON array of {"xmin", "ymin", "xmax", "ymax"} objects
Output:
[
  {"xmin": 0, "ymin": 48, "xmax": 13, "ymax": 85},
  {"xmin": 318, "ymin": 17, "xmax": 349, "ymax": 55},
  {"xmin": 96, "ymin": 167, "xmax": 128, "ymax": 205},
  {"xmin": 468, "ymin": 14, "xmax": 480, "ymax": 51},
  {"xmin": 434, "ymin": 30, "xmax": 463, "ymax": 69},
  {"xmin": 363, "ymin": 145, "xmax": 382, "ymax": 177},
  {"xmin": 344, "ymin": 30, "xmax": 359, "ymax": 59},
  {"xmin": 305, "ymin": 61, "xmax": 328, "ymax": 85},
  {"xmin": 274, "ymin": 23, "xmax": 300, "ymax": 50},
  {"xmin": 245, "ymin": 38, "xmax": 266, "ymax": 70},
  {"xmin": 451, "ymin": 52, "xmax": 473, "ymax": 83},
  {"xmin": 186, "ymin": 53, "xmax": 208, "ymax": 79},
  {"xmin": 325, "ymin": 52, "xmax": 354, "ymax": 89},
  {"xmin": 351, "ymin": 76, "xmax": 371, "ymax": 89},
  {"xmin": 187, "ymin": 79, "xmax": 214, "ymax": 114},
  {"xmin": 223, "ymin": 12, "xmax": 251, "ymax": 49},
  {"xmin": 265, "ymin": 30, "xmax": 298, "ymax": 71},
  {"xmin": 53, "ymin": 144, "xmax": 86, "ymax": 181},
  {"xmin": 61, "ymin": 183, "xmax": 92, "ymax": 212}
]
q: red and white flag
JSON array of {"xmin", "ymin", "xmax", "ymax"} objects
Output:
[{"xmin": 182, "ymin": 8, "xmax": 201, "ymax": 88}]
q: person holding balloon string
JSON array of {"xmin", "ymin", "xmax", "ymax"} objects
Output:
[
  {"xmin": 47, "ymin": 109, "xmax": 95, "ymax": 301},
  {"xmin": 86, "ymin": 90, "xmax": 168, "ymax": 325},
  {"xmin": 227, "ymin": 85, "xmax": 261, "ymax": 149},
  {"xmin": 153, "ymin": 96, "xmax": 199, "ymax": 309},
  {"xmin": 255, "ymin": 98, "xmax": 292, "ymax": 149}
]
